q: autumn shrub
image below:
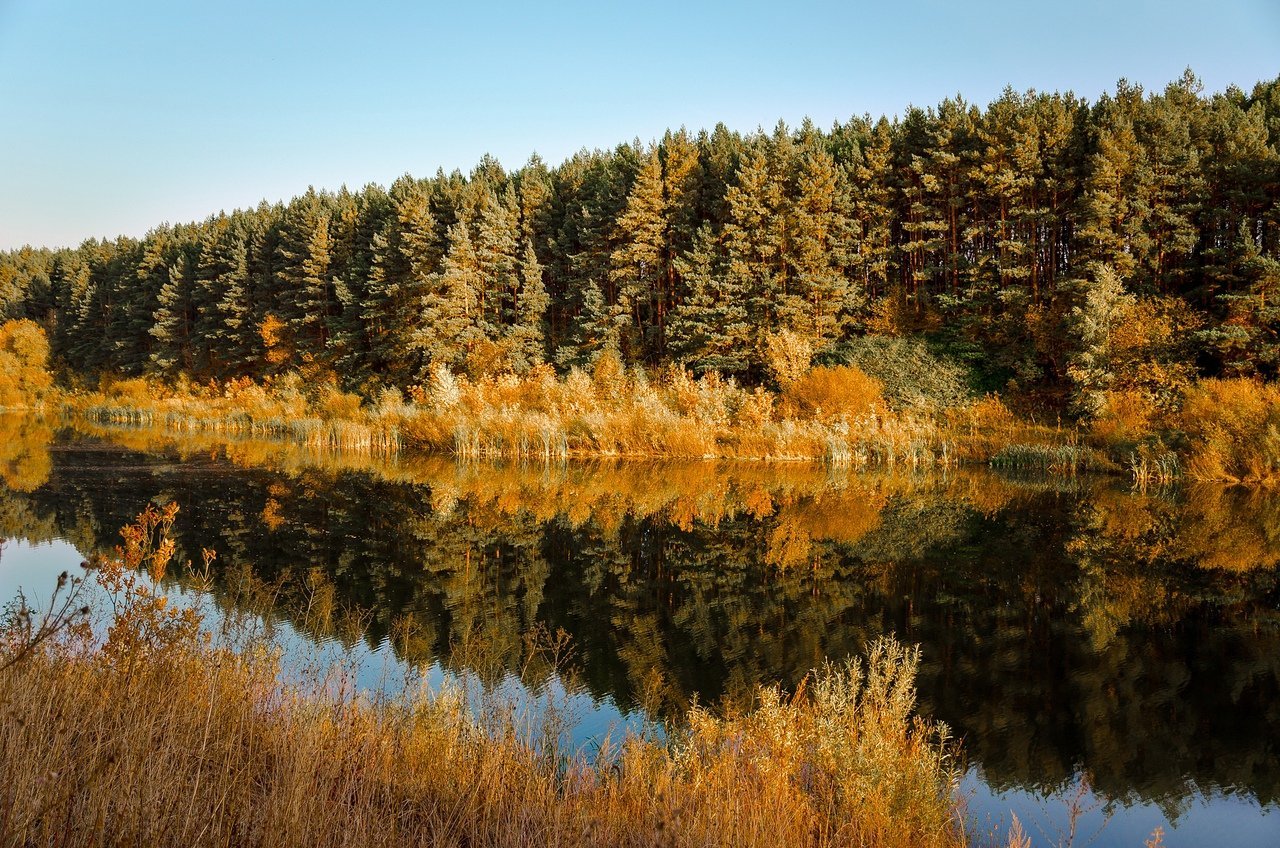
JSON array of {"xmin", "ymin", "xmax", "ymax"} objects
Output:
[
  {"xmin": 315, "ymin": 384, "xmax": 364, "ymax": 420},
  {"xmin": 783, "ymin": 365, "xmax": 884, "ymax": 421},
  {"xmin": 591, "ymin": 347, "xmax": 628, "ymax": 398},
  {"xmin": 1179, "ymin": 378, "xmax": 1280, "ymax": 482},
  {"xmin": 765, "ymin": 328, "xmax": 813, "ymax": 388},
  {"xmin": 950, "ymin": 394, "xmax": 1016, "ymax": 432},
  {"xmin": 100, "ymin": 376, "xmax": 155, "ymax": 404},
  {"xmin": 0, "ymin": 319, "xmax": 52, "ymax": 408},
  {"xmin": 819, "ymin": 334, "xmax": 972, "ymax": 412}
]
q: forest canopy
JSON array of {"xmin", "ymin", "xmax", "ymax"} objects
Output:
[{"xmin": 2, "ymin": 70, "xmax": 1278, "ymax": 418}]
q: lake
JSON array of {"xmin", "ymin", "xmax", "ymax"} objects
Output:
[{"xmin": 1, "ymin": 415, "xmax": 1277, "ymax": 847}]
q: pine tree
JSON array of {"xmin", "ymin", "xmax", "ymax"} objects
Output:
[
  {"xmin": 787, "ymin": 140, "xmax": 860, "ymax": 350},
  {"xmin": 1204, "ymin": 224, "xmax": 1280, "ymax": 376},
  {"xmin": 554, "ymin": 278, "xmax": 628, "ymax": 369},
  {"xmin": 667, "ymin": 226, "xmax": 750, "ymax": 374},
  {"xmin": 1136, "ymin": 73, "xmax": 1206, "ymax": 294},
  {"xmin": 328, "ymin": 186, "xmax": 390, "ymax": 386},
  {"xmin": 419, "ymin": 223, "xmax": 486, "ymax": 374},
  {"xmin": 849, "ymin": 118, "xmax": 898, "ymax": 304},
  {"xmin": 52, "ymin": 246, "xmax": 100, "ymax": 372},
  {"xmin": 474, "ymin": 186, "xmax": 522, "ymax": 337},
  {"xmin": 1067, "ymin": 264, "xmax": 1135, "ymax": 416},
  {"xmin": 1078, "ymin": 87, "xmax": 1152, "ymax": 281},
  {"xmin": 895, "ymin": 107, "xmax": 948, "ymax": 303},
  {"xmin": 362, "ymin": 179, "xmax": 439, "ymax": 386},
  {"xmin": 296, "ymin": 215, "xmax": 334, "ymax": 363},
  {"xmin": 609, "ymin": 148, "xmax": 666, "ymax": 361},
  {"xmin": 274, "ymin": 191, "xmax": 336, "ymax": 369},
  {"xmin": 507, "ymin": 239, "xmax": 549, "ymax": 372},
  {"xmin": 722, "ymin": 138, "xmax": 788, "ymax": 366},
  {"xmin": 149, "ymin": 250, "xmax": 195, "ymax": 377},
  {"xmin": 192, "ymin": 219, "xmax": 252, "ymax": 379}
]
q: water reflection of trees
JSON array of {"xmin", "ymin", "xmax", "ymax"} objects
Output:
[{"xmin": 1, "ymin": 421, "xmax": 1278, "ymax": 810}]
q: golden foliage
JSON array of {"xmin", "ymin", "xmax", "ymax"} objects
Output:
[
  {"xmin": 0, "ymin": 415, "xmax": 52, "ymax": 491},
  {"xmin": 783, "ymin": 366, "xmax": 884, "ymax": 422},
  {"xmin": 259, "ymin": 313, "xmax": 291, "ymax": 367},
  {"xmin": 764, "ymin": 329, "xmax": 813, "ymax": 388},
  {"xmin": 1180, "ymin": 378, "xmax": 1280, "ymax": 482},
  {"xmin": 1090, "ymin": 389, "xmax": 1158, "ymax": 447},
  {"xmin": 0, "ymin": 320, "xmax": 52, "ymax": 409}
]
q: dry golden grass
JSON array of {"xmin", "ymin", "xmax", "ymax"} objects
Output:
[
  {"xmin": 1179, "ymin": 378, "xmax": 1280, "ymax": 483},
  {"xmin": 65, "ymin": 365, "xmax": 969, "ymax": 467},
  {"xmin": 55, "ymin": 358, "xmax": 1161, "ymax": 480},
  {"xmin": 67, "ymin": 373, "xmax": 400, "ymax": 455},
  {"xmin": 0, "ymin": 506, "xmax": 969, "ymax": 848}
]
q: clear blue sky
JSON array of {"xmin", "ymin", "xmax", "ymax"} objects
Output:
[{"xmin": 1, "ymin": 0, "xmax": 1276, "ymax": 250}]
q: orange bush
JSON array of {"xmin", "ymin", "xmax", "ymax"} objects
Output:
[
  {"xmin": 1091, "ymin": 389, "xmax": 1159, "ymax": 448},
  {"xmin": 783, "ymin": 365, "xmax": 884, "ymax": 421}
]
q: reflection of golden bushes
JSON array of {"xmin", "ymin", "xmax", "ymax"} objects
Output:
[
  {"xmin": 260, "ymin": 499, "xmax": 285, "ymax": 532},
  {"xmin": 1081, "ymin": 481, "xmax": 1280, "ymax": 574},
  {"xmin": 62, "ymin": 419, "xmax": 1072, "ymax": 559},
  {"xmin": 0, "ymin": 414, "xmax": 53, "ymax": 492},
  {"xmin": 1171, "ymin": 485, "xmax": 1280, "ymax": 572}
]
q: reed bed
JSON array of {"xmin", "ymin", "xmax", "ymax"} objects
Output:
[
  {"xmin": 62, "ymin": 363, "xmax": 1119, "ymax": 475},
  {"xmin": 0, "ymin": 506, "xmax": 970, "ymax": 848},
  {"xmin": 987, "ymin": 443, "xmax": 1113, "ymax": 476},
  {"xmin": 80, "ymin": 405, "xmax": 400, "ymax": 454}
]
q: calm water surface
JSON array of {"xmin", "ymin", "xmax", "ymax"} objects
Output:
[{"xmin": 1, "ymin": 417, "xmax": 1277, "ymax": 847}]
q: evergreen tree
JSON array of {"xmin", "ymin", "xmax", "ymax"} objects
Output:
[
  {"xmin": 722, "ymin": 139, "xmax": 788, "ymax": 367},
  {"xmin": 1203, "ymin": 224, "xmax": 1280, "ymax": 376},
  {"xmin": 362, "ymin": 178, "xmax": 440, "ymax": 386},
  {"xmin": 274, "ymin": 191, "xmax": 335, "ymax": 369},
  {"xmin": 1077, "ymin": 87, "xmax": 1152, "ymax": 281},
  {"xmin": 609, "ymin": 148, "xmax": 666, "ymax": 361},
  {"xmin": 849, "ymin": 118, "xmax": 898, "ymax": 304},
  {"xmin": 149, "ymin": 250, "xmax": 195, "ymax": 377},
  {"xmin": 507, "ymin": 239, "xmax": 549, "ymax": 372},
  {"xmin": 192, "ymin": 219, "xmax": 252, "ymax": 378},
  {"xmin": 667, "ymin": 226, "xmax": 750, "ymax": 374},
  {"xmin": 787, "ymin": 140, "xmax": 861, "ymax": 350},
  {"xmin": 419, "ymin": 223, "xmax": 487, "ymax": 373},
  {"xmin": 474, "ymin": 186, "xmax": 522, "ymax": 336},
  {"xmin": 555, "ymin": 278, "xmax": 627, "ymax": 369}
]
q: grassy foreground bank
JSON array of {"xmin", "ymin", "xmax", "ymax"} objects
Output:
[{"xmin": 0, "ymin": 505, "xmax": 969, "ymax": 848}]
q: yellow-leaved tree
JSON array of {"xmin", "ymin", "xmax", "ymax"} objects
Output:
[{"xmin": 0, "ymin": 319, "xmax": 52, "ymax": 408}]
